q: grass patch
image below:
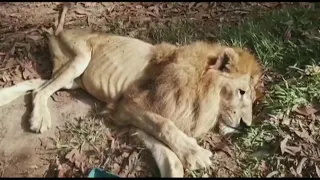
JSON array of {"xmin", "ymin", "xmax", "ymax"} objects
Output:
[
  {"xmin": 148, "ymin": 20, "xmax": 210, "ymax": 45},
  {"xmin": 218, "ymin": 8, "xmax": 320, "ymax": 72}
]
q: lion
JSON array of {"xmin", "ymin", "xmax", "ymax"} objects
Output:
[
  {"xmin": 104, "ymin": 41, "xmax": 255, "ymax": 170},
  {"xmin": 0, "ymin": 3, "xmax": 262, "ymax": 177}
]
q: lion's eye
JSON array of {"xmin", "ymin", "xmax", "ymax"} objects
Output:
[{"xmin": 239, "ymin": 89, "xmax": 246, "ymax": 95}]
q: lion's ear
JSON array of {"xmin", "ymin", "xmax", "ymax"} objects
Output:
[{"xmin": 209, "ymin": 48, "xmax": 239, "ymax": 72}]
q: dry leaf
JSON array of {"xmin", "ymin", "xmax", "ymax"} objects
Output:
[
  {"xmin": 294, "ymin": 129, "xmax": 317, "ymax": 144},
  {"xmin": 296, "ymin": 157, "xmax": 307, "ymax": 177},
  {"xmin": 258, "ymin": 160, "xmax": 268, "ymax": 173},
  {"xmin": 281, "ymin": 116, "xmax": 291, "ymax": 126},
  {"xmin": 65, "ymin": 148, "xmax": 86, "ymax": 164},
  {"xmin": 315, "ymin": 165, "xmax": 320, "ymax": 178},
  {"xmin": 127, "ymin": 151, "xmax": 139, "ymax": 176},
  {"xmin": 293, "ymin": 104, "xmax": 319, "ymax": 120},
  {"xmin": 55, "ymin": 156, "xmax": 66, "ymax": 178},
  {"xmin": 122, "ymin": 152, "xmax": 130, "ymax": 158},
  {"xmin": 294, "ymin": 121, "xmax": 317, "ymax": 144},
  {"xmin": 2, "ymin": 73, "xmax": 11, "ymax": 82},
  {"xmin": 255, "ymin": 89, "xmax": 265, "ymax": 102},
  {"xmin": 280, "ymin": 135, "xmax": 301, "ymax": 155},
  {"xmin": 57, "ymin": 166, "xmax": 65, "ymax": 178},
  {"xmin": 290, "ymin": 166, "xmax": 297, "ymax": 176},
  {"xmin": 22, "ymin": 69, "xmax": 32, "ymax": 80},
  {"xmin": 26, "ymin": 35, "xmax": 43, "ymax": 41},
  {"xmin": 65, "ymin": 148, "xmax": 88, "ymax": 174},
  {"xmin": 284, "ymin": 28, "xmax": 292, "ymax": 41},
  {"xmin": 266, "ymin": 171, "xmax": 279, "ymax": 178},
  {"xmin": 74, "ymin": 9, "xmax": 91, "ymax": 16},
  {"xmin": 202, "ymin": 173, "xmax": 209, "ymax": 177},
  {"xmin": 188, "ymin": 2, "xmax": 196, "ymax": 9},
  {"xmin": 82, "ymin": 2, "xmax": 96, "ymax": 8},
  {"xmin": 111, "ymin": 163, "xmax": 121, "ymax": 174},
  {"xmin": 280, "ymin": 135, "xmax": 290, "ymax": 154}
]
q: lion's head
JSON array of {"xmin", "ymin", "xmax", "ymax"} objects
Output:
[
  {"xmin": 212, "ymin": 46, "xmax": 262, "ymax": 136},
  {"xmin": 218, "ymin": 72, "xmax": 254, "ymax": 135}
]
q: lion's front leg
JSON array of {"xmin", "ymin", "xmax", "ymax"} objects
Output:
[
  {"xmin": 135, "ymin": 128, "xmax": 184, "ymax": 177},
  {"xmin": 30, "ymin": 51, "xmax": 91, "ymax": 133},
  {"xmin": 111, "ymin": 104, "xmax": 213, "ymax": 171}
]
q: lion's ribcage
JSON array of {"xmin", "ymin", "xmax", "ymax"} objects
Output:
[{"xmin": 81, "ymin": 36, "xmax": 153, "ymax": 102}]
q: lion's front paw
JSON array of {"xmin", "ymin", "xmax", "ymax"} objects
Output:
[
  {"xmin": 29, "ymin": 100, "xmax": 51, "ymax": 133},
  {"xmin": 175, "ymin": 136, "xmax": 213, "ymax": 170}
]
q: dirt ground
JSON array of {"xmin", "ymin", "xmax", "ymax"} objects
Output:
[{"xmin": 0, "ymin": 2, "xmax": 306, "ymax": 177}]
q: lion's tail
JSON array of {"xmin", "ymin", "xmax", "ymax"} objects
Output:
[
  {"xmin": 42, "ymin": 2, "xmax": 71, "ymax": 37},
  {"xmin": 0, "ymin": 78, "xmax": 46, "ymax": 106}
]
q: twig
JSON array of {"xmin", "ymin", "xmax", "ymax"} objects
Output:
[
  {"xmin": 0, "ymin": 66, "xmax": 14, "ymax": 71},
  {"xmin": 214, "ymin": 8, "xmax": 251, "ymax": 13}
]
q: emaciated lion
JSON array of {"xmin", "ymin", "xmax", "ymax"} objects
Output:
[{"xmin": 0, "ymin": 3, "xmax": 262, "ymax": 177}]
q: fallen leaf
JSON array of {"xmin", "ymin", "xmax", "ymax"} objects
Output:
[
  {"xmin": 22, "ymin": 69, "xmax": 32, "ymax": 80},
  {"xmin": 55, "ymin": 156, "xmax": 66, "ymax": 178},
  {"xmin": 1, "ymin": 73, "xmax": 11, "ymax": 82},
  {"xmin": 26, "ymin": 35, "xmax": 43, "ymax": 41},
  {"xmin": 122, "ymin": 152, "xmax": 130, "ymax": 158},
  {"xmin": 280, "ymin": 135, "xmax": 301, "ymax": 155},
  {"xmin": 202, "ymin": 173, "xmax": 209, "ymax": 177},
  {"xmin": 111, "ymin": 163, "xmax": 121, "ymax": 174},
  {"xmin": 255, "ymin": 89, "xmax": 265, "ymax": 102},
  {"xmin": 258, "ymin": 160, "xmax": 268, "ymax": 173},
  {"xmin": 110, "ymin": 138, "xmax": 116, "ymax": 151},
  {"xmin": 82, "ymin": 2, "xmax": 96, "ymax": 7},
  {"xmin": 315, "ymin": 165, "xmax": 320, "ymax": 178},
  {"xmin": 74, "ymin": 9, "xmax": 91, "ymax": 16},
  {"xmin": 294, "ymin": 129, "xmax": 317, "ymax": 144},
  {"xmin": 127, "ymin": 151, "xmax": 139, "ymax": 176},
  {"xmin": 294, "ymin": 121, "xmax": 317, "ymax": 144},
  {"xmin": 296, "ymin": 157, "xmax": 307, "ymax": 177},
  {"xmin": 281, "ymin": 116, "xmax": 291, "ymax": 126},
  {"xmin": 188, "ymin": 2, "xmax": 196, "ymax": 9},
  {"xmin": 284, "ymin": 27, "xmax": 292, "ymax": 41},
  {"xmin": 280, "ymin": 135, "xmax": 289, "ymax": 154},
  {"xmin": 290, "ymin": 166, "xmax": 297, "ymax": 176},
  {"xmin": 65, "ymin": 148, "xmax": 86, "ymax": 164},
  {"xmin": 293, "ymin": 104, "xmax": 320, "ymax": 120},
  {"xmin": 57, "ymin": 165, "xmax": 65, "ymax": 178},
  {"xmin": 266, "ymin": 171, "xmax": 278, "ymax": 178}
]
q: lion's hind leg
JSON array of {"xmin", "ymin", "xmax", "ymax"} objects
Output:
[{"xmin": 30, "ymin": 44, "xmax": 92, "ymax": 133}]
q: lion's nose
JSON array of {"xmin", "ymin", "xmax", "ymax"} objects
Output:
[{"xmin": 239, "ymin": 118, "xmax": 248, "ymax": 129}]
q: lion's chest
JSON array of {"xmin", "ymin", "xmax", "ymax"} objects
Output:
[{"xmin": 158, "ymin": 89, "xmax": 220, "ymax": 138}]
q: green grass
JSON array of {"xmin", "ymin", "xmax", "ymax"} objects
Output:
[{"xmin": 218, "ymin": 8, "xmax": 320, "ymax": 72}]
